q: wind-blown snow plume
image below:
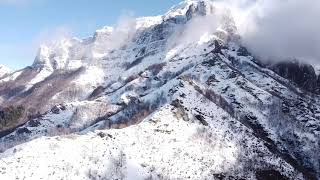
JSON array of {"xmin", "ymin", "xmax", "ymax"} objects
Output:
[
  {"xmin": 167, "ymin": 15, "xmax": 219, "ymax": 49},
  {"xmin": 94, "ymin": 13, "xmax": 137, "ymax": 51},
  {"xmin": 166, "ymin": 1, "xmax": 236, "ymax": 51}
]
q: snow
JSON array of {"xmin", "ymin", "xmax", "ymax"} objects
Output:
[
  {"xmin": 198, "ymin": 32, "xmax": 217, "ymax": 45},
  {"xmin": 164, "ymin": 0, "xmax": 216, "ymax": 20},
  {"xmin": 165, "ymin": 0, "xmax": 195, "ymax": 19},
  {"xmin": 72, "ymin": 66, "xmax": 105, "ymax": 87},
  {"xmin": 0, "ymin": 99, "xmax": 300, "ymax": 179},
  {"xmin": 0, "ymin": 106, "xmax": 235, "ymax": 179},
  {"xmin": 25, "ymin": 69, "xmax": 53, "ymax": 90},
  {"xmin": 0, "ymin": 70, "xmax": 22, "ymax": 83},
  {"xmin": 95, "ymin": 26, "xmax": 114, "ymax": 34},
  {"xmin": 0, "ymin": 65, "xmax": 12, "ymax": 78},
  {"xmin": 136, "ymin": 16, "xmax": 163, "ymax": 30},
  {"xmin": 0, "ymin": 1, "xmax": 318, "ymax": 179},
  {"xmin": 34, "ymin": 38, "xmax": 82, "ymax": 71}
]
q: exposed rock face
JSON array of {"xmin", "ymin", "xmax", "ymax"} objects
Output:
[
  {"xmin": 186, "ymin": 0, "xmax": 214, "ymax": 20},
  {"xmin": 270, "ymin": 61, "xmax": 319, "ymax": 94}
]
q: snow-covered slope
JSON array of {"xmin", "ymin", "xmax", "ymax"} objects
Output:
[
  {"xmin": 0, "ymin": 0, "xmax": 319, "ymax": 180},
  {"xmin": 0, "ymin": 105, "xmax": 303, "ymax": 180}
]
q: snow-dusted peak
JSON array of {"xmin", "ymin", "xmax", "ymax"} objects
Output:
[
  {"xmin": 96, "ymin": 26, "xmax": 114, "ymax": 34},
  {"xmin": 33, "ymin": 38, "xmax": 84, "ymax": 71},
  {"xmin": 0, "ymin": 64, "xmax": 12, "ymax": 78},
  {"xmin": 163, "ymin": 0, "xmax": 237, "ymax": 36},
  {"xmin": 94, "ymin": 26, "xmax": 114, "ymax": 40},
  {"xmin": 165, "ymin": 0, "xmax": 215, "ymax": 20},
  {"xmin": 136, "ymin": 16, "xmax": 163, "ymax": 30}
]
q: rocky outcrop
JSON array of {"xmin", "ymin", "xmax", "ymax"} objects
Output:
[
  {"xmin": 270, "ymin": 61, "xmax": 319, "ymax": 94},
  {"xmin": 186, "ymin": 0, "xmax": 214, "ymax": 20}
]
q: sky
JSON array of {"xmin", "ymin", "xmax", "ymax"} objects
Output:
[
  {"xmin": 0, "ymin": 0, "xmax": 181, "ymax": 69},
  {"xmin": 1, "ymin": 0, "xmax": 319, "ymax": 70}
]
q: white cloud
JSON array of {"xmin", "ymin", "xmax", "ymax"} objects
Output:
[
  {"xmin": 223, "ymin": 0, "xmax": 320, "ymax": 66},
  {"xmin": 94, "ymin": 12, "xmax": 137, "ymax": 51},
  {"xmin": 181, "ymin": 0, "xmax": 320, "ymax": 66}
]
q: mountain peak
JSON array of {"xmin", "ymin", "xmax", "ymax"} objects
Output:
[
  {"xmin": 164, "ymin": 0, "xmax": 236, "ymax": 35},
  {"xmin": 32, "ymin": 38, "xmax": 84, "ymax": 71},
  {"xmin": 0, "ymin": 1, "xmax": 320, "ymax": 179},
  {"xmin": 165, "ymin": 0, "xmax": 215, "ymax": 20}
]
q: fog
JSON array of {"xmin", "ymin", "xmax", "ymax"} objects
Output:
[
  {"xmin": 177, "ymin": 0, "xmax": 320, "ymax": 66},
  {"xmin": 227, "ymin": 0, "xmax": 320, "ymax": 66}
]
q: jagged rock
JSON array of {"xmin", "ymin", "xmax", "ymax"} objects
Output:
[
  {"xmin": 271, "ymin": 61, "xmax": 318, "ymax": 94},
  {"xmin": 186, "ymin": 1, "xmax": 211, "ymax": 20}
]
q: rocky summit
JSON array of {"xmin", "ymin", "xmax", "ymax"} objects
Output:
[{"xmin": 0, "ymin": 0, "xmax": 319, "ymax": 180}]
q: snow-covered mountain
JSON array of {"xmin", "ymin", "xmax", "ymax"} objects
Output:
[{"xmin": 0, "ymin": 0, "xmax": 319, "ymax": 179}]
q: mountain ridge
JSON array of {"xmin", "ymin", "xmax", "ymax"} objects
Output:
[{"xmin": 0, "ymin": 0, "xmax": 319, "ymax": 179}]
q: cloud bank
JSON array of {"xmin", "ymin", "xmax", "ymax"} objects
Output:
[{"xmin": 224, "ymin": 0, "xmax": 320, "ymax": 65}]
